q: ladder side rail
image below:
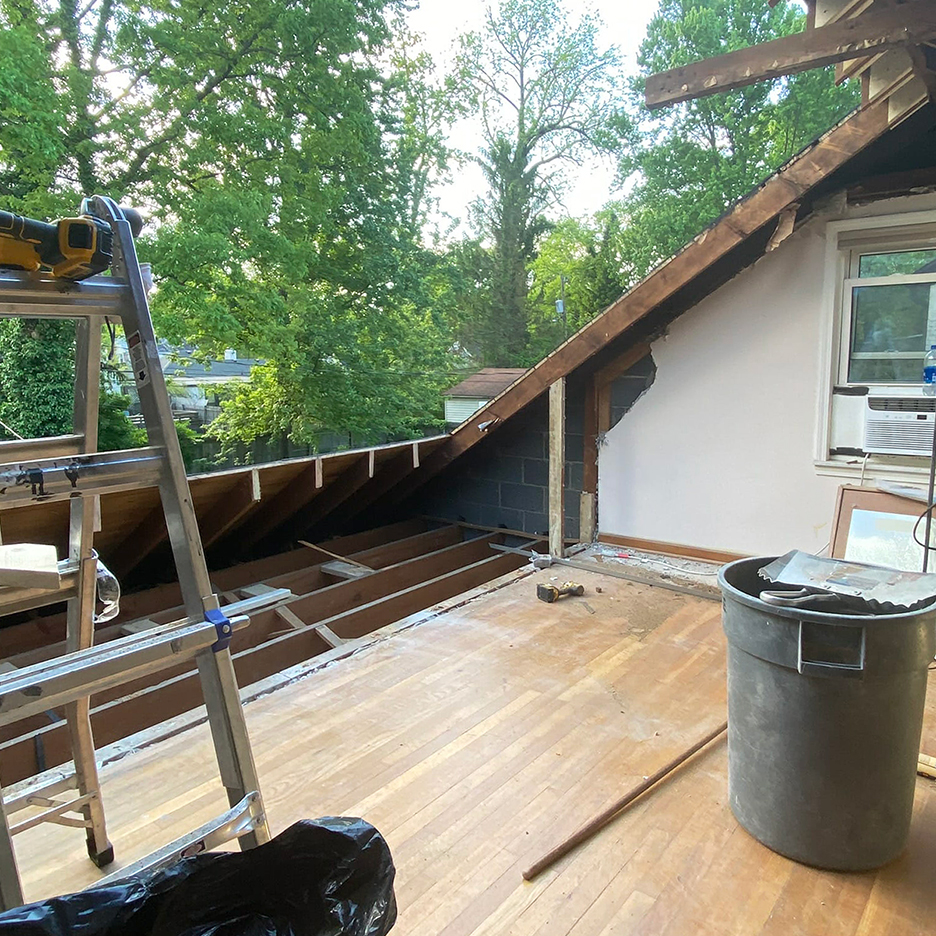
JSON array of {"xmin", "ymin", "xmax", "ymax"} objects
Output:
[
  {"xmin": 97, "ymin": 199, "xmax": 270, "ymax": 846},
  {"xmin": 64, "ymin": 317, "xmax": 111, "ymax": 865}
]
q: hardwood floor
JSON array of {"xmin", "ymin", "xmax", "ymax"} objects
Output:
[{"xmin": 11, "ymin": 566, "xmax": 936, "ymax": 934}]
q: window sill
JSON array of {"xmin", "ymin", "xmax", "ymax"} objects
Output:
[{"xmin": 815, "ymin": 457, "xmax": 931, "ymax": 483}]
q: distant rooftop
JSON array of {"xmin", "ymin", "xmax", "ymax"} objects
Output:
[{"xmin": 445, "ymin": 368, "xmax": 526, "ymax": 399}]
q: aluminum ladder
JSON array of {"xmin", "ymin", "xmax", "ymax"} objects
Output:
[{"xmin": 0, "ymin": 196, "xmax": 271, "ymax": 909}]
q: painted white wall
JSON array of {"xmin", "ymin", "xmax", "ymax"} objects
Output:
[{"xmin": 598, "ymin": 195, "xmax": 936, "ymax": 557}]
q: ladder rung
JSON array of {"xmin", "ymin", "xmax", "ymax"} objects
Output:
[
  {"xmin": 9, "ymin": 793, "xmax": 95, "ymax": 836},
  {"xmin": 0, "ymin": 271, "xmax": 130, "ymax": 318},
  {"xmin": 3, "ymin": 770, "xmax": 78, "ymax": 815},
  {"xmin": 0, "ymin": 447, "xmax": 165, "ymax": 509},
  {"xmin": 0, "ymin": 435, "xmax": 85, "ymax": 462},
  {"xmin": 0, "ymin": 614, "xmax": 249, "ymax": 726},
  {"xmin": 94, "ymin": 792, "xmax": 263, "ymax": 887}
]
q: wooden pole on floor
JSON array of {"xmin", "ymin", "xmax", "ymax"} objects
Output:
[
  {"xmin": 522, "ymin": 719, "xmax": 728, "ymax": 881},
  {"xmin": 548, "ymin": 378, "xmax": 566, "ymax": 559}
]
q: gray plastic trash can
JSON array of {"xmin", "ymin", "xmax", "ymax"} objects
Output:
[{"xmin": 718, "ymin": 556, "xmax": 936, "ymax": 871}]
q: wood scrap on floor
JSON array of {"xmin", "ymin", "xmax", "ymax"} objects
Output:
[{"xmin": 522, "ymin": 719, "xmax": 728, "ymax": 880}]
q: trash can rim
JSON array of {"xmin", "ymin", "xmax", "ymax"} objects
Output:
[{"xmin": 718, "ymin": 555, "xmax": 936, "ymax": 625}]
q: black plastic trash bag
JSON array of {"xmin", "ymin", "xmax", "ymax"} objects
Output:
[{"xmin": 0, "ymin": 817, "xmax": 396, "ymax": 936}]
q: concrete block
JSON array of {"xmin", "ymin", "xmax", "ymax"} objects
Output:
[
  {"xmin": 478, "ymin": 504, "xmax": 523, "ymax": 530},
  {"xmin": 564, "ymin": 433, "xmax": 584, "ymax": 462},
  {"xmin": 564, "ymin": 462, "xmax": 584, "ymax": 492},
  {"xmin": 523, "ymin": 512, "xmax": 549, "ymax": 536},
  {"xmin": 481, "ymin": 454, "xmax": 524, "ymax": 483},
  {"xmin": 499, "ymin": 430, "xmax": 546, "ymax": 460},
  {"xmin": 458, "ymin": 477, "xmax": 500, "ymax": 506},
  {"xmin": 500, "ymin": 482, "xmax": 545, "ymax": 512},
  {"xmin": 523, "ymin": 458, "xmax": 548, "ymax": 487}
]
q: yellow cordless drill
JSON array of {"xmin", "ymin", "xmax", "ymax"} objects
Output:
[{"xmin": 0, "ymin": 206, "xmax": 139, "ymax": 281}]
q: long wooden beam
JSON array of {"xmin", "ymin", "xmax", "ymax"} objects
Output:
[
  {"xmin": 548, "ymin": 379, "xmax": 566, "ymax": 558},
  {"xmin": 274, "ymin": 454, "xmax": 372, "ymax": 543},
  {"xmin": 644, "ymin": 2, "xmax": 936, "ymax": 110},
  {"xmin": 0, "ymin": 548, "xmax": 527, "ymax": 785},
  {"xmin": 110, "ymin": 504, "xmax": 166, "ymax": 579},
  {"xmin": 381, "ymin": 98, "xmax": 892, "ymax": 509},
  {"xmin": 200, "ymin": 469, "xmax": 261, "ymax": 549}
]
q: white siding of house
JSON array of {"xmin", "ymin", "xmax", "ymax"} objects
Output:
[
  {"xmin": 445, "ymin": 398, "xmax": 489, "ymax": 425},
  {"xmin": 597, "ymin": 193, "xmax": 936, "ymax": 557}
]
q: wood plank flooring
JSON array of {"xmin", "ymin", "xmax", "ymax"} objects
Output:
[{"xmin": 11, "ymin": 566, "xmax": 936, "ymax": 934}]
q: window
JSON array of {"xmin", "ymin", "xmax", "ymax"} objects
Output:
[{"xmin": 842, "ymin": 245, "xmax": 936, "ymax": 384}]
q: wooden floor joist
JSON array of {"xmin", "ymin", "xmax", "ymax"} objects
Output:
[{"xmin": 0, "ymin": 524, "xmax": 534, "ymax": 785}]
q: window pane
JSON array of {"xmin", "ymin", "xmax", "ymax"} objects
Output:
[
  {"xmin": 858, "ymin": 249, "xmax": 936, "ymax": 277},
  {"xmin": 848, "ymin": 282, "xmax": 935, "ymax": 383}
]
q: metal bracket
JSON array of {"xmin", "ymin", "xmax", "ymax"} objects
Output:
[{"xmin": 206, "ymin": 607, "xmax": 234, "ymax": 652}]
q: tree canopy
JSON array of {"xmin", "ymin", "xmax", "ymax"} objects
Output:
[
  {"xmin": 0, "ymin": 0, "xmax": 866, "ymax": 460},
  {"xmin": 608, "ymin": 0, "xmax": 860, "ymax": 286},
  {"xmin": 453, "ymin": 0, "xmax": 619, "ymax": 364}
]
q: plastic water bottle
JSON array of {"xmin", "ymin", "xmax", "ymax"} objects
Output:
[{"xmin": 925, "ymin": 346, "xmax": 936, "ymax": 396}]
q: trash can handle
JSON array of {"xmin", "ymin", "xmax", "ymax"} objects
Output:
[{"xmin": 797, "ymin": 619, "xmax": 865, "ymax": 678}]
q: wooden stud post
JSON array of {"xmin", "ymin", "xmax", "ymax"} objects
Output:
[
  {"xmin": 580, "ymin": 375, "xmax": 598, "ymax": 543},
  {"xmin": 549, "ymin": 378, "xmax": 566, "ymax": 559}
]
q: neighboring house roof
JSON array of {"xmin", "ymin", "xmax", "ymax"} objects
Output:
[{"xmin": 445, "ymin": 369, "xmax": 527, "ymax": 399}]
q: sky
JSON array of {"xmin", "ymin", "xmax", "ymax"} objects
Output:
[{"xmin": 406, "ymin": 0, "xmax": 659, "ymax": 234}]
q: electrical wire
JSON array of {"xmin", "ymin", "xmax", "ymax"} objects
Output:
[
  {"xmin": 911, "ymin": 501, "xmax": 936, "ymax": 552},
  {"xmin": 104, "ymin": 317, "xmax": 117, "ymax": 360}
]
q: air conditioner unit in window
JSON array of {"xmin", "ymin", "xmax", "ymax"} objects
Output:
[{"xmin": 864, "ymin": 391, "xmax": 936, "ymax": 456}]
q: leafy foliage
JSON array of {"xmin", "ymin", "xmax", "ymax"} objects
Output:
[
  {"xmin": 0, "ymin": 319, "xmax": 74, "ymax": 438},
  {"xmin": 608, "ymin": 0, "xmax": 860, "ymax": 286},
  {"xmin": 0, "ymin": 0, "xmax": 461, "ymax": 451},
  {"xmin": 454, "ymin": 0, "xmax": 619, "ymax": 364},
  {"xmin": 0, "ymin": 0, "xmax": 868, "ymax": 457}
]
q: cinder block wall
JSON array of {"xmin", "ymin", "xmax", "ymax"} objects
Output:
[{"xmin": 417, "ymin": 387, "xmax": 585, "ymax": 540}]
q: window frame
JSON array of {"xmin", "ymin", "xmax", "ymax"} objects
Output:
[
  {"xmin": 838, "ymin": 255, "xmax": 936, "ymax": 386},
  {"xmin": 816, "ymin": 208, "xmax": 936, "ymax": 475}
]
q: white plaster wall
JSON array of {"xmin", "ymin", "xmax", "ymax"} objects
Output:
[
  {"xmin": 599, "ymin": 192, "xmax": 936, "ymax": 556},
  {"xmin": 598, "ymin": 218, "xmax": 839, "ymax": 556}
]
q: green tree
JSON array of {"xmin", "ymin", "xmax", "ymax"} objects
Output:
[
  {"xmin": 0, "ymin": 319, "xmax": 74, "ymax": 438},
  {"xmin": 611, "ymin": 0, "xmax": 860, "ymax": 286},
  {"xmin": 0, "ymin": 0, "xmax": 460, "ymax": 452},
  {"xmin": 525, "ymin": 212, "xmax": 626, "ymax": 362},
  {"xmin": 0, "ymin": 322, "xmax": 164, "ymax": 454},
  {"xmin": 454, "ymin": 0, "xmax": 619, "ymax": 364}
]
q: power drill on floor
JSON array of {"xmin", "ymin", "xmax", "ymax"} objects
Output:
[{"xmin": 0, "ymin": 205, "xmax": 142, "ymax": 281}]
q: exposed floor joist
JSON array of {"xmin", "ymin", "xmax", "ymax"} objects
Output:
[{"xmin": 0, "ymin": 522, "xmax": 537, "ymax": 785}]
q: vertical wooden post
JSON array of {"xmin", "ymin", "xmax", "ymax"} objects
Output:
[
  {"xmin": 549, "ymin": 378, "xmax": 566, "ymax": 558},
  {"xmin": 580, "ymin": 374, "xmax": 599, "ymax": 543}
]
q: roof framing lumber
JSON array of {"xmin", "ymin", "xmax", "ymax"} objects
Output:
[
  {"xmin": 644, "ymin": 1, "xmax": 936, "ymax": 110},
  {"xmin": 384, "ymin": 98, "xmax": 892, "ymax": 506},
  {"xmin": 274, "ymin": 454, "xmax": 372, "ymax": 544},
  {"xmin": 233, "ymin": 460, "xmax": 324, "ymax": 552},
  {"xmin": 0, "ymin": 543, "xmax": 529, "ymax": 785},
  {"xmin": 110, "ymin": 504, "xmax": 167, "ymax": 580},
  {"xmin": 200, "ymin": 469, "xmax": 260, "ymax": 549}
]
